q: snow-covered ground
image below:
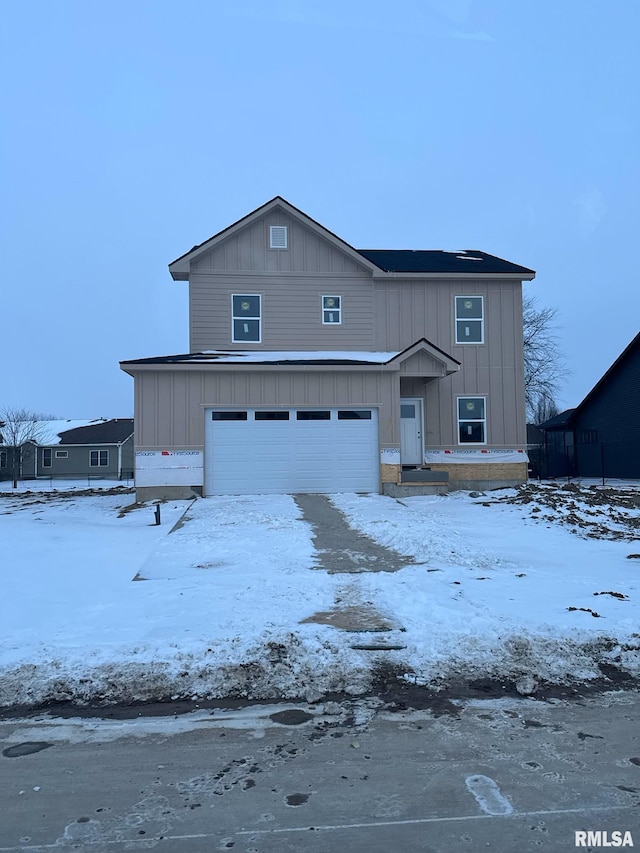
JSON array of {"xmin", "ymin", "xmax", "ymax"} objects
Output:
[{"xmin": 0, "ymin": 482, "xmax": 638, "ymax": 708}]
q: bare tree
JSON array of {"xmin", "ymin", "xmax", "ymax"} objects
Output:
[
  {"xmin": 533, "ymin": 392, "xmax": 560, "ymax": 426},
  {"xmin": 522, "ymin": 295, "xmax": 566, "ymax": 421},
  {"xmin": 0, "ymin": 407, "xmax": 51, "ymax": 488}
]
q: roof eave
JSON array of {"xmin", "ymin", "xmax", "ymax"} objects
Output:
[
  {"xmin": 120, "ymin": 360, "xmax": 403, "ymax": 374},
  {"xmin": 371, "ymin": 271, "xmax": 535, "ymax": 281}
]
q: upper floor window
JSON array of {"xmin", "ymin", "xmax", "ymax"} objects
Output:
[
  {"xmin": 90, "ymin": 450, "xmax": 109, "ymax": 467},
  {"xmin": 269, "ymin": 225, "xmax": 288, "ymax": 249},
  {"xmin": 42, "ymin": 448, "xmax": 52, "ymax": 467},
  {"xmin": 455, "ymin": 296, "xmax": 484, "ymax": 344},
  {"xmin": 232, "ymin": 294, "xmax": 261, "ymax": 343},
  {"xmin": 458, "ymin": 397, "xmax": 486, "ymax": 444},
  {"xmin": 322, "ymin": 295, "xmax": 341, "ymax": 324}
]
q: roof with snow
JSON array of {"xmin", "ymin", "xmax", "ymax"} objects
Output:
[
  {"xmin": 58, "ymin": 418, "xmax": 134, "ymax": 445},
  {"xmin": 10, "ymin": 419, "xmax": 134, "ymax": 446},
  {"xmin": 121, "ymin": 350, "xmax": 400, "ymax": 367},
  {"xmin": 357, "ymin": 249, "xmax": 535, "ymax": 275}
]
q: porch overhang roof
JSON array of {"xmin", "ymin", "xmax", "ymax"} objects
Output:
[{"xmin": 120, "ymin": 339, "xmax": 460, "ymax": 378}]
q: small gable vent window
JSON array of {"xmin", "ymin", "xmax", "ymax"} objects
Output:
[{"xmin": 269, "ymin": 225, "xmax": 288, "ymax": 249}]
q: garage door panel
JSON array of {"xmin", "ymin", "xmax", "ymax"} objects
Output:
[{"xmin": 205, "ymin": 408, "xmax": 378, "ymax": 495}]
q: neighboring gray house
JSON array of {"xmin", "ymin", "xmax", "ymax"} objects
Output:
[
  {"xmin": 538, "ymin": 331, "xmax": 640, "ymax": 480},
  {"xmin": 0, "ymin": 419, "xmax": 134, "ymax": 482},
  {"xmin": 120, "ymin": 197, "xmax": 535, "ymax": 499}
]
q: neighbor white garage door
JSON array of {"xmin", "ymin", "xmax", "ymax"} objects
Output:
[{"xmin": 204, "ymin": 407, "xmax": 379, "ymax": 495}]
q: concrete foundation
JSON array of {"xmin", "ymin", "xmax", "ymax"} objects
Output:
[{"xmin": 136, "ymin": 484, "xmax": 203, "ymax": 501}]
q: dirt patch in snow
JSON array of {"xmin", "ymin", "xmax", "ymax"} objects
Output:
[
  {"xmin": 488, "ymin": 483, "xmax": 640, "ymax": 541},
  {"xmin": 300, "ymin": 605, "xmax": 399, "ymax": 633}
]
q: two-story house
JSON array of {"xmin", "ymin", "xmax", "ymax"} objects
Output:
[{"xmin": 120, "ymin": 197, "xmax": 535, "ymax": 499}]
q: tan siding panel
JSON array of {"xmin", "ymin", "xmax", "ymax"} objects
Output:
[
  {"xmin": 189, "ymin": 273, "xmax": 374, "ymax": 351},
  {"xmin": 135, "ymin": 368, "xmax": 397, "ymax": 449}
]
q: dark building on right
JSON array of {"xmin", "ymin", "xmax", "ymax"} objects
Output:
[{"xmin": 536, "ymin": 332, "xmax": 640, "ymax": 481}]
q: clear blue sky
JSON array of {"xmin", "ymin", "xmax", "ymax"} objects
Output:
[{"xmin": 2, "ymin": 0, "xmax": 638, "ymax": 419}]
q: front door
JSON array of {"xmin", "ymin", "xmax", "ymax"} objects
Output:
[{"xmin": 400, "ymin": 398, "xmax": 423, "ymax": 465}]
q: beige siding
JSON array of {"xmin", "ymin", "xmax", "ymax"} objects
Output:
[
  {"xmin": 398, "ymin": 350, "xmax": 450, "ymax": 377},
  {"xmin": 134, "ymin": 368, "xmax": 400, "ymax": 448},
  {"xmin": 379, "ymin": 280, "xmax": 526, "ymax": 447},
  {"xmin": 192, "ymin": 211, "xmax": 366, "ymax": 275},
  {"xmin": 188, "ymin": 208, "xmax": 376, "ymax": 351},
  {"xmin": 189, "ymin": 272, "xmax": 375, "ymax": 352}
]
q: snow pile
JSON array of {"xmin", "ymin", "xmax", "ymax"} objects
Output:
[{"xmin": 0, "ymin": 484, "xmax": 638, "ymax": 708}]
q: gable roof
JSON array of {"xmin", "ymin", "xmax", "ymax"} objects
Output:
[
  {"xmin": 58, "ymin": 418, "xmax": 134, "ymax": 445},
  {"xmin": 168, "ymin": 196, "xmax": 536, "ymax": 280},
  {"xmin": 539, "ymin": 331, "xmax": 640, "ymax": 431},
  {"xmin": 16, "ymin": 419, "xmax": 106, "ymax": 445},
  {"xmin": 357, "ymin": 249, "xmax": 535, "ymax": 276},
  {"xmin": 168, "ymin": 196, "xmax": 379, "ymax": 280},
  {"xmin": 573, "ymin": 331, "xmax": 640, "ymax": 415},
  {"xmin": 386, "ymin": 337, "xmax": 461, "ymax": 374}
]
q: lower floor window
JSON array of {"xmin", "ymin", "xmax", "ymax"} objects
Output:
[
  {"xmin": 90, "ymin": 450, "xmax": 109, "ymax": 467},
  {"xmin": 42, "ymin": 448, "xmax": 52, "ymax": 467},
  {"xmin": 458, "ymin": 397, "xmax": 486, "ymax": 444},
  {"xmin": 0, "ymin": 450, "xmax": 6, "ymax": 469}
]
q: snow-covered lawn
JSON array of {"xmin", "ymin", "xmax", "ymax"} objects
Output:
[{"xmin": 0, "ymin": 483, "xmax": 638, "ymax": 707}]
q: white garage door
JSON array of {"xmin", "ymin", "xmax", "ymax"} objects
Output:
[{"xmin": 204, "ymin": 408, "xmax": 379, "ymax": 495}]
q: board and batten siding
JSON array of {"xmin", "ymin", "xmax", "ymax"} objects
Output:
[
  {"xmin": 189, "ymin": 273, "xmax": 374, "ymax": 353},
  {"xmin": 377, "ymin": 279, "xmax": 527, "ymax": 447},
  {"xmin": 134, "ymin": 368, "xmax": 400, "ymax": 448},
  {"xmin": 191, "ymin": 212, "xmax": 367, "ymax": 275},
  {"xmin": 573, "ymin": 342, "xmax": 640, "ymax": 478}
]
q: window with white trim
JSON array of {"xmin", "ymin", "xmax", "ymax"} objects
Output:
[
  {"xmin": 55, "ymin": 450, "xmax": 68, "ymax": 459},
  {"xmin": 232, "ymin": 294, "xmax": 261, "ymax": 343},
  {"xmin": 455, "ymin": 296, "xmax": 484, "ymax": 344},
  {"xmin": 90, "ymin": 450, "xmax": 109, "ymax": 467},
  {"xmin": 322, "ymin": 295, "xmax": 341, "ymax": 324},
  {"xmin": 458, "ymin": 397, "xmax": 486, "ymax": 444},
  {"xmin": 269, "ymin": 225, "xmax": 288, "ymax": 249},
  {"xmin": 42, "ymin": 448, "xmax": 52, "ymax": 467}
]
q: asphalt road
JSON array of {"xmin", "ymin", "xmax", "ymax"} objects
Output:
[{"xmin": 1, "ymin": 691, "xmax": 639, "ymax": 852}]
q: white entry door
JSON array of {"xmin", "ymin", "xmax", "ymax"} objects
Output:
[{"xmin": 400, "ymin": 398, "xmax": 423, "ymax": 465}]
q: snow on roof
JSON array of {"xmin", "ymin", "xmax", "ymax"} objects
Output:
[
  {"xmin": 200, "ymin": 350, "xmax": 400, "ymax": 364},
  {"xmin": 35, "ymin": 419, "xmax": 110, "ymax": 445}
]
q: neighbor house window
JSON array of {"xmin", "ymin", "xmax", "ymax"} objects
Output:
[
  {"xmin": 322, "ymin": 295, "xmax": 341, "ymax": 324},
  {"xmin": 269, "ymin": 225, "xmax": 288, "ymax": 249},
  {"xmin": 232, "ymin": 294, "xmax": 261, "ymax": 343},
  {"xmin": 458, "ymin": 397, "xmax": 486, "ymax": 444},
  {"xmin": 581, "ymin": 429, "xmax": 598, "ymax": 444},
  {"xmin": 0, "ymin": 450, "xmax": 6, "ymax": 469},
  {"xmin": 90, "ymin": 450, "xmax": 109, "ymax": 467},
  {"xmin": 42, "ymin": 448, "xmax": 52, "ymax": 467},
  {"xmin": 55, "ymin": 450, "xmax": 68, "ymax": 459},
  {"xmin": 455, "ymin": 296, "xmax": 484, "ymax": 344}
]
